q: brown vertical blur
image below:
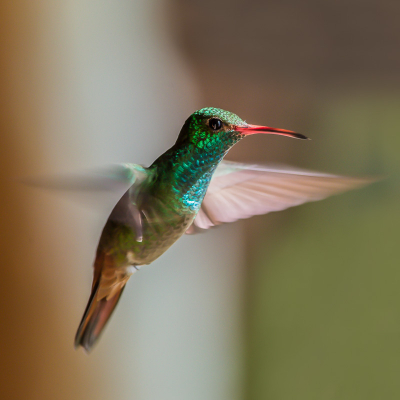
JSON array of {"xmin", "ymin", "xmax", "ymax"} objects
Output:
[{"xmin": 0, "ymin": 3, "xmax": 94, "ymax": 400}]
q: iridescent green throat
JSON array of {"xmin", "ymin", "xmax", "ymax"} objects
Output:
[{"xmin": 150, "ymin": 119, "xmax": 244, "ymax": 214}]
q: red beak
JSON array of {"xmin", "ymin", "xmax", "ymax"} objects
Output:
[{"xmin": 235, "ymin": 124, "xmax": 309, "ymax": 140}]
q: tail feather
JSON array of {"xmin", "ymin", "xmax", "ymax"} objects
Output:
[
  {"xmin": 74, "ymin": 280, "xmax": 125, "ymax": 353},
  {"xmin": 75, "ymin": 250, "xmax": 134, "ymax": 352}
]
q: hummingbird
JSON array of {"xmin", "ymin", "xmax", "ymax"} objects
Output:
[{"xmin": 74, "ymin": 107, "xmax": 371, "ymax": 352}]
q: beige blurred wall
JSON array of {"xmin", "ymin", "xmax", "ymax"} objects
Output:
[{"xmin": 0, "ymin": 1, "xmax": 245, "ymax": 400}]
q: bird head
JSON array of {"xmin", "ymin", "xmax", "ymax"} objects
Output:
[{"xmin": 176, "ymin": 107, "xmax": 308, "ymax": 152}]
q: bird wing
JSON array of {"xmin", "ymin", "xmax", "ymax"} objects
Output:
[
  {"xmin": 186, "ymin": 160, "xmax": 374, "ymax": 233},
  {"xmin": 23, "ymin": 163, "xmax": 150, "ymax": 216},
  {"xmin": 23, "ymin": 163, "xmax": 146, "ymax": 192}
]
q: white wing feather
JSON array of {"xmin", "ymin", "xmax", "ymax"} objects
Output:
[{"xmin": 187, "ymin": 161, "xmax": 374, "ymax": 232}]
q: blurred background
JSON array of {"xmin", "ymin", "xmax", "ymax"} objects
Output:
[{"xmin": 0, "ymin": 0, "xmax": 398, "ymax": 399}]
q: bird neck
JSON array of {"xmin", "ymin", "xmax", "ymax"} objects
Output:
[{"xmin": 149, "ymin": 142, "xmax": 229, "ymax": 213}]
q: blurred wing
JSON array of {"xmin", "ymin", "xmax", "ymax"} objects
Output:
[
  {"xmin": 187, "ymin": 161, "xmax": 375, "ymax": 232},
  {"xmin": 22, "ymin": 163, "xmax": 149, "ymax": 212},
  {"xmin": 23, "ymin": 163, "xmax": 146, "ymax": 192}
]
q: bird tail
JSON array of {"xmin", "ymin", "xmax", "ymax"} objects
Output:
[
  {"xmin": 74, "ymin": 252, "xmax": 126, "ymax": 353},
  {"xmin": 74, "ymin": 282, "xmax": 125, "ymax": 353}
]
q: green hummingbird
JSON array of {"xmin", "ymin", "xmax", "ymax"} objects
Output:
[{"xmin": 74, "ymin": 107, "xmax": 371, "ymax": 352}]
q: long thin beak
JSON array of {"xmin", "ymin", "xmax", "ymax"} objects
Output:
[{"xmin": 235, "ymin": 124, "xmax": 309, "ymax": 140}]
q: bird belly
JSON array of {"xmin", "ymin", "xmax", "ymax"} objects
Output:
[{"xmin": 98, "ymin": 210, "xmax": 195, "ymax": 268}]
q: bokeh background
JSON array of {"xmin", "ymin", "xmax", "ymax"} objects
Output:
[{"xmin": 0, "ymin": 1, "xmax": 398, "ymax": 399}]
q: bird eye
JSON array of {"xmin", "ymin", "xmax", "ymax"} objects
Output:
[{"xmin": 208, "ymin": 118, "xmax": 222, "ymax": 131}]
